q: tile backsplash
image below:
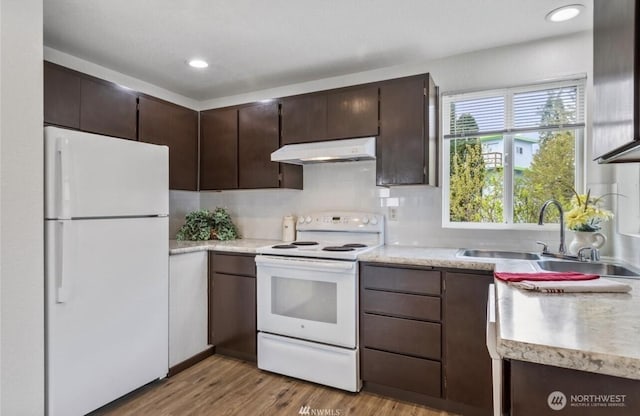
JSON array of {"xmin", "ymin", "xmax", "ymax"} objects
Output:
[{"xmin": 174, "ymin": 161, "xmax": 560, "ymax": 251}]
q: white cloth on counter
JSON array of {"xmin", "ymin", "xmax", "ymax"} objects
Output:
[{"xmin": 511, "ymin": 278, "xmax": 632, "ymax": 293}]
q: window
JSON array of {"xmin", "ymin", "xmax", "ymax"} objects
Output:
[{"xmin": 442, "ymin": 79, "xmax": 585, "ymax": 227}]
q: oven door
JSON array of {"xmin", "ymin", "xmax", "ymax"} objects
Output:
[{"xmin": 256, "ymin": 255, "xmax": 357, "ymax": 349}]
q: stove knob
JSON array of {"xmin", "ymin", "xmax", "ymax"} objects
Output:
[
  {"xmin": 362, "ymin": 216, "xmax": 370, "ymax": 224},
  {"xmin": 370, "ymin": 217, "xmax": 379, "ymax": 225},
  {"xmin": 298, "ymin": 217, "xmax": 305, "ymax": 224},
  {"xmin": 305, "ymin": 216, "xmax": 312, "ymax": 224}
]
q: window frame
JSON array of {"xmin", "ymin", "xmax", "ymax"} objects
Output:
[{"xmin": 441, "ymin": 78, "xmax": 586, "ymax": 230}]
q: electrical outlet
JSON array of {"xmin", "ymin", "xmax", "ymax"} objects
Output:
[{"xmin": 388, "ymin": 207, "xmax": 398, "ymax": 221}]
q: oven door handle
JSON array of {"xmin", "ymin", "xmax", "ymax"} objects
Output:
[{"xmin": 255, "ymin": 255, "xmax": 355, "ymax": 271}]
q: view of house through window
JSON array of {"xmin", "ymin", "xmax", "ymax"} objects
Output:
[{"xmin": 443, "ymin": 79, "xmax": 585, "ymax": 226}]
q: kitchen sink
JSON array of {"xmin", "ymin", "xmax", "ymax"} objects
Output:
[
  {"xmin": 458, "ymin": 249, "xmax": 541, "ymax": 261},
  {"xmin": 536, "ymin": 260, "xmax": 640, "ymax": 277}
]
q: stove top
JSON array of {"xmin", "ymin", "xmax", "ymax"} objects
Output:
[
  {"xmin": 257, "ymin": 211, "xmax": 384, "ymax": 260},
  {"xmin": 257, "ymin": 241, "xmax": 379, "ymax": 260}
]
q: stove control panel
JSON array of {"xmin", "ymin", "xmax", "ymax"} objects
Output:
[{"xmin": 296, "ymin": 212, "xmax": 384, "ymax": 232}]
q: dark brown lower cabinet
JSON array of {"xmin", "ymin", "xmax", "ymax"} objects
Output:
[
  {"xmin": 359, "ymin": 263, "xmax": 443, "ymax": 399},
  {"xmin": 443, "ymin": 271, "xmax": 494, "ymax": 413},
  {"xmin": 360, "ymin": 263, "xmax": 494, "ymax": 416},
  {"xmin": 361, "ymin": 348, "xmax": 441, "ymax": 397},
  {"xmin": 209, "ymin": 252, "xmax": 256, "ymax": 361},
  {"xmin": 511, "ymin": 360, "xmax": 640, "ymax": 415}
]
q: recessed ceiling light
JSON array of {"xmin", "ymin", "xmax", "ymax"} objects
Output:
[
  {"xmin": 187, "ymin": 59, "xmax": 208, "ymax": 69},
  {"xmin": 546, "ymin": 4, "xmax": 584, "ymax": 22}
]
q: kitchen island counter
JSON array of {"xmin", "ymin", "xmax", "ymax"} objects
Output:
[
  {"xmin": 359, "ymin": 245, "xmax": 640, "ymax": 380},
  {"xmin": 169, "ymin": 238, "xmax": 281, "ymax": 255}
]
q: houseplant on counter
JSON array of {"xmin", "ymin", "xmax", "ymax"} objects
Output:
[
  {"xmin": 176, "ymin": 208, "xmax": 239, "ymax": 241},
  {"xmin": 565, "ymin": 189, "xmax": 614, "ymax": 254}
]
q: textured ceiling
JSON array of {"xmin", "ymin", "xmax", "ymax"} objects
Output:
[{"xmin": 44, "ymin": 0, "xmax": 593, "ymax": 100}]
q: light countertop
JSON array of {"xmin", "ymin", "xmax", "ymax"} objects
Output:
[
  {"xmin": 358, "ymin": 245, "xmax": 640, "ymax": 380},
  {"xmin": 169, "ymin": 238, "xmax": 281, "ymax": 255},
  {"xmin": 495, "ymin": 277, "xmax": 640, "ymax": 380}
]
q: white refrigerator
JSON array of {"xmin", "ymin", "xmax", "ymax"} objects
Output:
[{"xmin": 44, "ymin": 126, "xmax": 169, "ymax": 416}]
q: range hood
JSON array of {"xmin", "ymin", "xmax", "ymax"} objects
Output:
[{"xmin": 271, "ymin": 137, "xmax": 376, "ymax": 165}]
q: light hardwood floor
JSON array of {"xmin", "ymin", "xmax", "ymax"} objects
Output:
[{"xmin": 91, "ymin": 354, "xmax": 458, "ymax": 416}]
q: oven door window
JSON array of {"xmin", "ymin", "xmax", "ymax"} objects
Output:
[
  {"xmin": 256, "ymin": 257, "xmax": 357, "ymax": 348},
  {"xmin": 271, "ymin": 276, "xmax": 337, "ymax": 324}
]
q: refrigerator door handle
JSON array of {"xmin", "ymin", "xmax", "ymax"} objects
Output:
[
  {"xmin": 56, "ymin": 220, "xmax": 70, "ymax": 303},
  {"xmin": 57, "ymin": 137, "xmax": 72, "ymax": 220}
]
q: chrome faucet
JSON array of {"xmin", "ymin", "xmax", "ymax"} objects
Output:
[{"xmin": 538, "ymin": 199, "xmax": 566, "ymax": 254}]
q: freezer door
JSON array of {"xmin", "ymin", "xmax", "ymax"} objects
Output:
[
  {"xmin": 44, "ymin": 126, "xmax": 168, "ymax": 219},
  {"xmin": 45, "ymin": 217, "xmax": 168, "ymax": 416}
]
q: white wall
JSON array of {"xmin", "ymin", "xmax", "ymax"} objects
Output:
[
  {"xmin": 196, "ymin": 31, "xmax": 609, "ymax": 252},
  {"xmin": 169, "ymin": 191, "xmax": 200, "ymax": 237},
  {"xmin": 0, "ymin": 0, "xmax": 45, "ymax": 414},
  {"xmin": 612, "ymin": 164, "xmax": 640, "ymax": 267}
]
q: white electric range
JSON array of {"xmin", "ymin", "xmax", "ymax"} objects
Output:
[{"xmin": 255, "ymin": 211, "xmax": 384, "ymax": 392}]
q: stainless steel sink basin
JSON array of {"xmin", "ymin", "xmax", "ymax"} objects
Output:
[
  {"xmin": 458, "ymin": 249, "xmax": 541, "ymax": 260},
  {"xmin": 536, "ymin": 260, "xmax": 640, "ymax": 277}
]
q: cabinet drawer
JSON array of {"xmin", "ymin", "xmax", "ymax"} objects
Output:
[
  {"xmin": 210, "ymin": 252, "xmax": 256, "ymax": 277},
  {"xmin": 361, "ymin": 313, "xmax": 441, "ymax": 359},
  {"xmin": 361, "ymin": 347, "xmax": 441, "ymax": 397},
  {"xmin": 361, "ymin": 264, "xmax": 441, "ymax": 295},
  {"xmin": 361, "ymin": 289, "xmax": 440, "ymax": 321}
]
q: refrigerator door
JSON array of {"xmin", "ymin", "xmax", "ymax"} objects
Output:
[
  {"xmin": 45, "ymin": 217, "xmax": 168, "ymax": 416},
  {"xmin": 44, "ymin": 126, "xmax": 168, "ymax": 219}
]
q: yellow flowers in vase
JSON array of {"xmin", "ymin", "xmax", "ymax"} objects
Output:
[{"xmin": 565, "ymin": 189, "xmax": 614, "ymax": 232}]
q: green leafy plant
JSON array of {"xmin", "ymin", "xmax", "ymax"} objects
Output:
[{"xmin": 176, "ymin": 208, "xmax": 239, "ymax": 241}]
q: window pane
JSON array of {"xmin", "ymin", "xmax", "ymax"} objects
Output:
[
  {"xmin": 513, "ymin": 86, "xmax": 580, "ymax": 130},
  {"xmin": 449, "ymin": 135, "xmax": 504, "ymax": 223},
  {"xmin": 447, "ymin": 95, "xmax": 505, "ymax": 137},
  {"xmin": 513, "ymin": 130, "xmax": 576, "ymax": 223}
]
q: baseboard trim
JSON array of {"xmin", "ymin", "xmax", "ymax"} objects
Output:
[{"xmin": 168, "ymin": 346, "xmax": 216, "ymax": 377}]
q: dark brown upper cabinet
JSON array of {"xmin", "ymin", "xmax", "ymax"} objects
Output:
[
  {"xmin": 44, "ymin": 61, "xmax": 137, "ymax": 141},
  {"xmin": 79, "ymin": 77, "xmax": 138, "ymax": 141},
  {"xmin": 593, "ymin": 0, "xmax": 640, "ymax": 162},
  {"xmin": 138, "ymin": 96, "xmax": 198, "ymax": 190},
  {"xmin": 281, "ymin": 94, "xmax": 327, "ymax": 144},
  {"xmin": 238, "ymin": 102, "xmax": 281, "ymax": 189},
  {"xmin": 280, "ymin": 85, "xmax": 379, "ymax": 145},
  {"xmin": 44, "ymin": 61, "xmax": 81, "ymax": 129},
  {"xmin": 200, "ymin": 102, "xmax": 302, "ymax": 191},
  {"xmin": 326, "ymin": 86, "xmax": 379, "ymax": 140},
  {"xmin": 200, "ymin": 108, "xmax": 239, "ymax": 190},
  {"xmin": 376, "ymin": 74, "xmax": 438, "ymax": 186}
]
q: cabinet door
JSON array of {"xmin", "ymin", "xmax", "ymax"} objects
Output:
[
  {"xmin": 139, "ymin": 96, "xmax": 198, "ymax": 190},
  {"xmin": 80, "ymin": 77, "xmax": 138, "ymax": 140},
  {"xmin": 210, "ymin": 272, "xmax": 256, "ymax": 360},
  {"xmin": 238, "ymin": 102, "xmax": 280, "ymax": 189},
  {"xmin": 593, "ymin": 0, "xmax": 639, "ymax": 160},
  {"xmin": 377, "ymin": 76, "xmax": 426, "ymax": 185},
  {"xmin": 200, "ymin": 108, "xmax": 239, "ymax": 190},
  {"xmin": 444, "ymin": 272, "xmax": 493, "ymax": 411},
  {"xmin": 327, "ymin": 86, "xmax": 379, "ymax": 140},
  {"xmin": 511, "ymin": 360, "xmax": 640, "ymax": 416},
  {"xmin": 169, "ymin": 252, "xmax": 209, "ymax": 367},
  {"xmin": 44, "ymin": 62, "xmax": 81, "ymax": 129},
  {"xmin": 281, "ymin": 94, "xmax": 327, "ymax": 144}
]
